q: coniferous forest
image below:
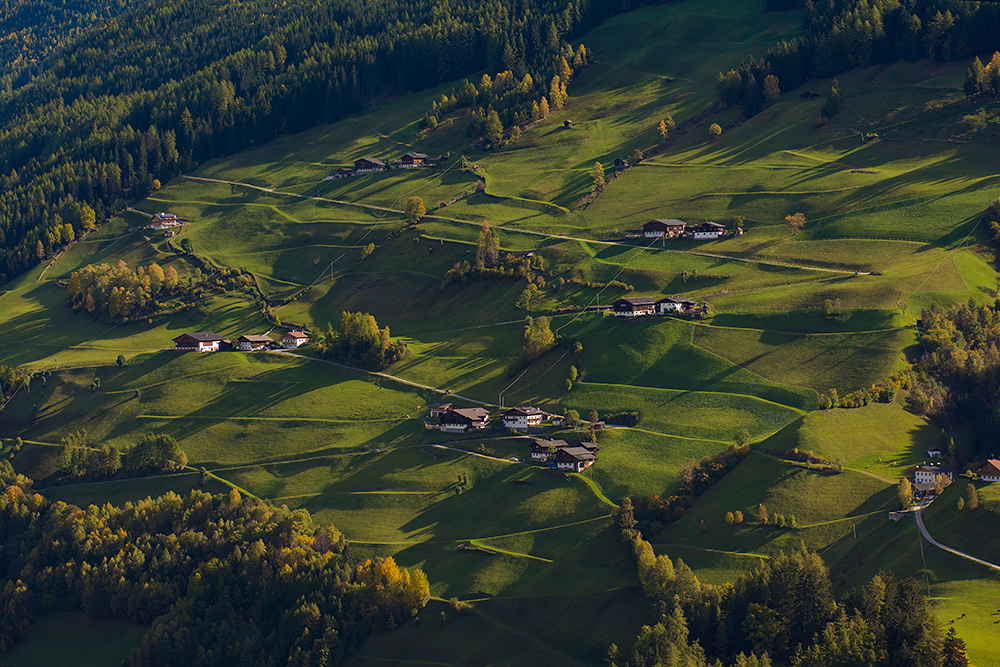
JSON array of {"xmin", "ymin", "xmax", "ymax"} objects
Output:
[{"xmin": 0, "ymin": 0, "xmax": 659, "ymax": 285}]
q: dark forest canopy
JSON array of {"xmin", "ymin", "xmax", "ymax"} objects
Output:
[
  {"xmin": 0, "ymin": 461, "xmax": 429, "ymax": 664},
  {"xmin": 0, "ymin": 0, "xmax": 665, "ymax": 286},
  {"xmin": 719, "ymin": 0, "xmax": 1000, "ymax": 116}
]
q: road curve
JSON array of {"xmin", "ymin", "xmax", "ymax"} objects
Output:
[{"xmin": 913, "ymin": 507, "xmax": 1000, "ymax": 573}]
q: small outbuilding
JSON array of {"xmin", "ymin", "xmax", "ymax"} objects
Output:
[{"xmin": 563, "ymin": 120, "xmax": 574, "ymax": 128}]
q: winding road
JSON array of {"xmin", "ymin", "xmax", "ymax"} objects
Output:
[
  {"xmin": 913, "ymin": 507, "xmax": 1000, "ymax": 573},
  {"xmin": 181, "ymin": 175, "xmax": 864, "ymax": 275}
]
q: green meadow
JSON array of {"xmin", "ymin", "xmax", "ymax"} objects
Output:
[{"xmin": 3, "ymin": 0, "xmax": 1000, "ymax": 662}]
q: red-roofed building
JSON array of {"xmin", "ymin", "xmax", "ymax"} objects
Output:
[{"xmin": 282, "ymin": 331, "xmax": 309, "ymax": 348}]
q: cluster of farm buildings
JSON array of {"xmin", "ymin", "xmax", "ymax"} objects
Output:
[
  {"xmin": 909, "ymin": 450, "xmax": 1000, "ymax": 501},
  {"xmin": 426, "ymin": 403, "xmax": 597, "ymax": 472},
  {"xmin": 325, "ymin": 153, "xmax": 448, "ymax": 180},
  {"xmin": 611, "ymin": 295, "xmax": 704, "ymax": 318},
  {"xmin": 631, "ymin": 218, "xmax": 741, "ymax": 241},
  {"xmin": 171, "ymin": 330, "xmax": 309, "ymax": 352}
]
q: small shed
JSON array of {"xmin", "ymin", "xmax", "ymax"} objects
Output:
[{"xmin": 563, "ymin": 120, "xmax": 574, "ymax": 128}]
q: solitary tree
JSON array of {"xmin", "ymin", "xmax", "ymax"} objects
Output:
[
  {"xmin": 725, "ymin": 511, "xmax": 735, "ymax": 525},
  {"xmin": 756, "ymin": 503, "xmax": 769, "ymax": 525},
  {"xmin": 734, "ymin": 510, "xmax": 744, "ymax": 524},
  {"xmin": 564, "ymin": 409, "xmax": 581, "ymax": 428},
  {"xmin": 630, "ymin": 148, "xmax": 644, "ymax": 166},
  {"xmin": 116, "ymin": 354, "xmax": 126, "ymax": 368},
  {"xmin": 592, "ymin": 161, "xmax": 606, "ymax": 190},
  {"xmin": 734, "ymin": 428, "xmax": 751, "ymax": 448},
  {"xmin": 898, "ymin": 477, "xmax": 914, "ymax": 508},
  {"xmin": 588, "ymin": 409, "xmax": 599, "ymax": 425},
  {"xmin": 709, "ymin": 123, "xmax": 723, "ymax": 139},
  {"xmin": 784, "ymin": 212, "xmax": 806, "ymax": 235},
  {"xmin": 822, "ymin": 299, "xmax": 836, "ymax": 318},
  {"xmin": 484, "ymin": 109, "xmax": 504, "ymax": 147},
  {"xmin": 658, "ymin": 116, "xmax": 675, "ymax": 141},
  {"xmin": 763, "ymin": 74, "xmax": 781, "ymax": 104},
  {"xmin": 966, "ymin": 483, "xmax": 979, "ymax": 510},
  {"xmin": 405, "ymin": 196, "xmax": 426, "ymax": 225}
]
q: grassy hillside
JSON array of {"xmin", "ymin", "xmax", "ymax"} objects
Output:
[{"xmin": 2, "ymin": 0, "xmax": 999, "ymax": 662}]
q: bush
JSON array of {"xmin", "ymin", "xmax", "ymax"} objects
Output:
[{"xmin": 709, "ymin": 123, "xmax": 723, "ymax": 138}]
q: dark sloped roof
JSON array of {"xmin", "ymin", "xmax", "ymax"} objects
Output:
[
  {"xmin": 356, "ymin": 157, "xmax": 386, "ymax": 166},
  {"xmin": 531, "ymin": 438, "xmax": 569, "ymax": 450},
  {"xmin": 173, "ymin": 332, "xmax": 224, "ymax": 342},
  {"xmin": 403, "ymin": 152, "xmax": 430, "ymax": 160},
  {"xmin": 238, "ymin": 334, "xmax": 273, "ymax": 343},
  {"xmin": 615, "ymin": 296, "xmax": 658, "ymax": 306},
  {"xmin": 504, "ymin": 406, "xmax": 545, "ymax": 417},
  {"xmin": 556, "ymin": 446, "xmax": 596, "ymax": 461}
]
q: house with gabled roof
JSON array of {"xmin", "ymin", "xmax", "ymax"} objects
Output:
[
  {"xmin": 439, "ymin": 407, "xmax": 491, "ymax": 432},
  {"xmin": 237, "ymin": 334, "xmax": 274, "ymax": 351},
  {"xmin": 529, "ymin": 439, "xmax": 598, "ymax": 468},
  {"xmin": 354, "ymin": 157, "xmax": 386, "ymax": 173},
  {"xmin": 282, "ymin": 331, "xmax": 309, "ymax": 348},
  {"xmin": 612, "ymin": 296, "xmax": 658, "ymax": 317},
  {"xmin": 686, "ymin": 221, "xmax": 727, "ymax": 240},
  {"xmin": 656, "ymin": 296, "xmax": 698, "ymax": 314},
  {"xmin": 397, "ymin": 152, "xmax": 431, "ymax": 168},
  {"xmin": 173, "ymin": 332, "xmax": 225, "ymax": 352},
  {"xmin": 643, "ymin": 219, "xmax": 687, "ymax": 239},
  {"xmin": 977, "ymin": 459, "xmax": 1000, "ymax": 482},
  {"xmin": 555, "ymin": 445, "xmax": 597, "ymax": 472},
  {"xmin": 501, "ymin": 406, "xmax": 547, "ymax": 430}
]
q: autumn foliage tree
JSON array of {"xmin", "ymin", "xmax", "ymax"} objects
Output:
[{"xmin": 784, "ymin": 212, "xmax": 806, "ymax": 235}]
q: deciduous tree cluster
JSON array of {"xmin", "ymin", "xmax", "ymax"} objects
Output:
[
  {"xmin": 67, "ymin": 260, "xmax": 181, "ymax": 321},
  {"xmin": 316, "ymin": 311, "xmax": 406, "ymax": 370},
  {"xmin": 909, "ymin": 299, "xmax": 1000, "ymax": 461}
]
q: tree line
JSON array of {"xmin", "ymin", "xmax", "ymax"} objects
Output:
[
  {"xmin": 0, "ymin": 0, "xmax": 668, "ymax": 286},
  {"xmin": 615, "ymin": 501, "xmax": 974, "ymax": 667},
  {"xmin": 718, "ymin": 0, "xmax": 1000, "ymax": 116},
  {"xmin": 0, "ymin": 461, "xmax": 429, "ymax": 664},
  {"xmin": 55, "ymin": 430, "xmax": 189, "ymax": 480}
]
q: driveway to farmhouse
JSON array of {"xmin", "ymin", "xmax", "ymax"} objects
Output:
[{"xmin": 914, "ymin": 507, "xmax": 1000, "ymax": 572}]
